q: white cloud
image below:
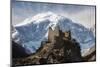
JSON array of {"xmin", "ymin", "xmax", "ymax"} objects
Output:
[{"xmin": 61, "ymin": 7, "xmax": 95, "ymax": 28}]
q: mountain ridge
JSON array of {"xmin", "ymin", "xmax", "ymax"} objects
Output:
[{"xmin": 12, "ymin": 12, "xmax": 95, "ymax": 54}]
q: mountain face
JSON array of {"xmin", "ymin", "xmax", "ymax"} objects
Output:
[{"xmin": 12, "ymin": 12, "xmax": 95, "ymax": 54}]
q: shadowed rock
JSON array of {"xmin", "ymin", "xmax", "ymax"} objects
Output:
[
  {"xmin": 13, "ymin": 26, "xmax": 95, "ymax": 66},
  {"xmin": 12, "ymin": 41, "xmax": 29, "ymax": 58}
]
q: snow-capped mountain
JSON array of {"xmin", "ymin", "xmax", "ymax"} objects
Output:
[{"xmin": 12, "ymin": 12, "xmax": 95, "ymax": 54}]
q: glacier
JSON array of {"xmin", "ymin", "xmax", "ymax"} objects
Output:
[{"xmin": 12, "ymin": 12, "xmax": 95, "ymax": 54}]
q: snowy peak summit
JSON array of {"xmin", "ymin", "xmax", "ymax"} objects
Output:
[
  {"xmin": 15, "ymin": 12, "xmax": 62, "ymax": 27},
  {"xmin": 33, "ymin": 12, "xmax": 60, "ymax": 21}
]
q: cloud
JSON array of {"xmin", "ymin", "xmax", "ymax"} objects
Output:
[
  {"xmin": 65, "ymin": 7, "xmax": 95, "ymax": 28},
  {"xmin": 12, "ymin": 1, "xmax": 96, "ymax": 28}
]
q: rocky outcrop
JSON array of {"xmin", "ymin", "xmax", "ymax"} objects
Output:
[
  {"xmin": 13, "ymin": 26, "xmax": 83, "ymax": 66},
  {"xmin": 12, "ymin": 26, "xmax": 95, "ymax": 66},
  {"xmin": 82, "ymin": 45, "xmax": 96, "ymax": 61}
]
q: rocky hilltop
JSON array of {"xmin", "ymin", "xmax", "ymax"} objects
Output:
[{"xmin": 12, "ymin": 26, "xmax": 96, "ymax": 66}]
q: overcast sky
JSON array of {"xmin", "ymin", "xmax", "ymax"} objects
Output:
[{"xmin": 11, "ymin": 1, "xmax": 95, "ymax": 28}]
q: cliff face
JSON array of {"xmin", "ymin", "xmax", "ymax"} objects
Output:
[{"xmin": 13, "ymin": 26, "xmax": 95, "ymax": 66}]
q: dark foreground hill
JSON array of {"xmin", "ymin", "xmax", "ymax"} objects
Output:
[{"xmin": 12, "ymin": 26, "xmax": 96, "ymax": 66}]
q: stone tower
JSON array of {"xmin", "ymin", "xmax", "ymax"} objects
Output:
[
  {"xmin": 48, "ymin": 26, "xmax": 71, "ymax": 42},
  {"xmin": 48, "ymin": 26, "xmax": 60, "ymax": 42}
]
